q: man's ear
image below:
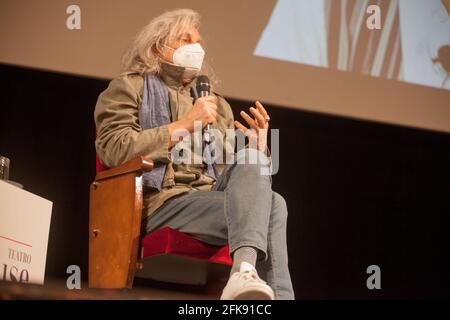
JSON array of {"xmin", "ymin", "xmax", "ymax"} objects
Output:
[{"xmin": 154, "ymin": 43, "xmax": 172, "ymax": 63}]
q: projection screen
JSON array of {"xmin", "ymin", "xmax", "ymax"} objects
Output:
[{"xmin": 0, "ymin": 0, "xmax": 449, "ymax": 133}]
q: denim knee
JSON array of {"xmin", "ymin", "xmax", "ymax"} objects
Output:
[
  {"xmin": 232, "ymin": 149, "xmax": 272, "ymax": 181},
  {"xmin": 236, "ymin": 148, "xmax": 271, "ymax": 166}
]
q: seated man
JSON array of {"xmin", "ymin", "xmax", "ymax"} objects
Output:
[{"xmin": 94, "ymin": 8, "xmax": 294, "ymax": 300}]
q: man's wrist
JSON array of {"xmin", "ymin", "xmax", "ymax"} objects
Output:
[
  {"xmin": 168, "ymin": 119, "xmax": 189, "ymax": 134},
  {"xmin": 167, "ymin": 119, "xmax": 191, "ymax": 148}
]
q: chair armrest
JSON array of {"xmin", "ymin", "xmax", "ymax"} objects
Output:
[{"xmin": 95, "ymin": 157, "xmax": 154, "ymax": 181}]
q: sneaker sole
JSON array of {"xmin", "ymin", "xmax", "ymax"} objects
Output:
[{"xmin": 232, "ymin": 286, "xmax": 274, "ymax": 300}]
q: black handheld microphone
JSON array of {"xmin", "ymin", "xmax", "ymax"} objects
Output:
[
  {"xmin": 195, "ymin": 75, "xmax": 212, "ymax": 143},
  {"xmin": 196, "ymin": 75, "xmax": 211, "ymax": 97}
]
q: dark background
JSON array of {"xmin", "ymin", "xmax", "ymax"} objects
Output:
[{"xmin": 1, "ymin": 64, "xmax": 449, "ymax": 299}]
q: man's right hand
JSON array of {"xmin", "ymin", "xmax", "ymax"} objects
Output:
[
  {"xmin": 183, "ymin": 96, "xmax": 218, "ymax": 131},
  {"xmin": 167, "ymin": 96, "xmax": 218, "ymax": 148}
]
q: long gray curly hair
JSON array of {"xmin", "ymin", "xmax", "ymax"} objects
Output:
[{"xmin": 120, "ymin": 8, "xmax": 218, "ymax": 86}]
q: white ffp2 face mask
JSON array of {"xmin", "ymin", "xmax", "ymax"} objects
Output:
[{"xmin": 171, "ymin": 43, "xmax": 205, "ymax": 71}]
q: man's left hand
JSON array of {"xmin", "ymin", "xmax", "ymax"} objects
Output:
[{"xmin": 234, "ymin": 101, "xmax": 270, "ymax": 152}]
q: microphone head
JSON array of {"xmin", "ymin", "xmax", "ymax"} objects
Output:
[{"xmin": 196, "ymin": 75, "xmax": 211, "ymax": 95}]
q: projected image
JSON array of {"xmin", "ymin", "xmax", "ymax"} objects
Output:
[{"xmin": 255, "ymin": 0, "xmax": 450, "ymax": 90}]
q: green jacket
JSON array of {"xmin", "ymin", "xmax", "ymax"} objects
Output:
[{"xmin": 94, "ymin": 63, "xmax": 235, "ymax": 218}]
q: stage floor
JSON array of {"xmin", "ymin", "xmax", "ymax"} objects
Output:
[{"xmin": 0, "ymin": 278, "xmax": 226, "ymax": 300}]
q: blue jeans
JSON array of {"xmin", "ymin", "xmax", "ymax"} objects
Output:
[{"xmin": 144, "ymin": 150, "xmax": 295, "ymax": 299}]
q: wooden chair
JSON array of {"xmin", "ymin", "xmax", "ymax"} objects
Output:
[
  {"xmin": 88, "ymin": 156, "xmax": 231, "ymax": 290},
  {"xmin": 89, "ymin": 157, "xmax": 152, "ymax": 288}
]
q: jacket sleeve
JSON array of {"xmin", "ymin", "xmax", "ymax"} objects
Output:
[{"xmin": 94, "ymin": 73, "xmax": 172, "ymax": 168}]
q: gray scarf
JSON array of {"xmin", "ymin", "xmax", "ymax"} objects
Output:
[{"xmin": 139, "ymin": 73, "xmax": 171, "ymax": 191}]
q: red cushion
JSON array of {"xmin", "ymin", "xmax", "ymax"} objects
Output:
[
  {"xmin": 95, "ymin": 130, "xmax": 108, "ymax": 173},
  {"xmin": 96, "ymin": 152, "xmax": 108, "ymax": 173},
  {"xmin": 141, "ymin": 227, "xmax": 232, "ymax": 266}
]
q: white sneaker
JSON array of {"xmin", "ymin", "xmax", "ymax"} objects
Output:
[{"xmin": 220, "ymin": 262, "xmax": 275, "ymax": 300}]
